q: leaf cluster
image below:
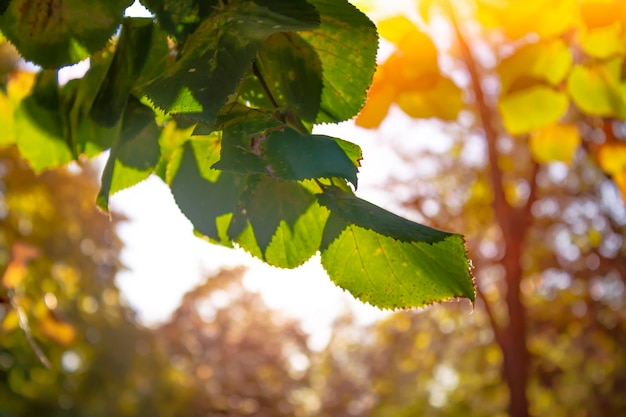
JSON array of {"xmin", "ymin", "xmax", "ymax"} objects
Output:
[{"xmin": 0, "ymin": 0, "xmax": 475, "ymax": 309}]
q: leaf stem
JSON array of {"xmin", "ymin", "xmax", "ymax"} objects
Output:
[{"xmin": 252, "ymin": 60, "xmax": 280, "ymax": 110}]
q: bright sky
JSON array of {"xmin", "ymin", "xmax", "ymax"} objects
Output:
[{"xmin": 111, "ymin": 0, "xmax": 429, "ymax": 347}]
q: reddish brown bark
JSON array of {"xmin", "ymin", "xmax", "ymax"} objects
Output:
[{"xmin": 450, "ymin": 9, "xmax": 537, "ymax": 417}]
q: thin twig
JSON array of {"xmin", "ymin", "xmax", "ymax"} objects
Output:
[
  {"xmin": 251, "ymin": 61, "xmax": 280, "ymax": 110},
  {"xmin": 8, "ymin": 289, "xmax": 51, "ymax": 368}
]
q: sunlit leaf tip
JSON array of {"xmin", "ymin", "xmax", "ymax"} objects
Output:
[{"xmin": 317, "ymin": 187, "xmax": 475, "ymax": 309}]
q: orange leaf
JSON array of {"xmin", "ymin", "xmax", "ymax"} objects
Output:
[
  {"xmin": 580, "ymin": 0, "xmax": 624, "ymax": 29},
  {"xmin": 1, "ymin": 243, "xmax": 39, "ymax": 288},
  {"xmin": 39, "ymin": 313, "xmax": 76, "ymax": 346},
  {"xmin": 396, "ymin": 75, "xmax": 463, "ymax": 121},
  {"xmin": 597, "ymin": 141, "xmax": 626, "ymax": 174},
  {"xmin": 355, "ymin": 68, "xmax": 396, "ymax": 129}
]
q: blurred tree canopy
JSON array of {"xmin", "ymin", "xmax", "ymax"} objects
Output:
[
  {"xmin": 1, "ymin": 1, "xmax": 626, "ymax": 417},
  {"xmin": 0, "ymin": 145, "xmax": 317, "ymax": 416},
  {"xmin": 347, "ymin": 0, "xmax": 626, "ymax": 416}
]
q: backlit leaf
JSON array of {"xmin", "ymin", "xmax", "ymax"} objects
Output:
[
  {"xmin": 253, "ymin": 32, "xmax": 323, "ymax": 123},
  {"xmin": 396, "ymin": 76, "xmax": 463, "ymax": 121},
  {"xmin": 567, "ymin": 59, "xmax": 626, "ymax": 118},
  {"xmin": 499, "ymin": 86, "xmax": 569, "ymax": 135},
  {"xmin": 91, "ymin": 18, "xmax": 161, "ymax": 127},
  {"xmin": 14, "ymin": 71, "xmax": 74, "ymax": 172},
  {"xmin": 299, "ymin": 0, "xmax": 378, "ymax": 123},
  {"xmin": 170, "ymin": 140, "xmax": 245, "ymax": 243},
  {"xmin": 580, "ymin": 22, "xmax": 626, "ymax": 59},
  {"xmin": 97, "ymin": 96, "xmax": 161, "ymax": 210},
  {"xmin": 139, "ymin": 0, "xmax": 320, "ymax": 123},
  {"xmin": 229, "ymin": 176, "xmax": 326, "ymax": 268},
  {"xmin": 498, "ymin": 40, "xmax": 572, "ymax": 94},
  {"xmin": 0, "ymin": 0, "xmax": 133, "ymax": 68},
  {"xmin": 140, "ymin": 0, "xmax": 220, "ymax": 42},
  {"xmin": 317, "ymin": 187, "xmax": 474, "ymax": 309}
]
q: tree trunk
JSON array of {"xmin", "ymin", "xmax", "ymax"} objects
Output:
[
  {"xmin": 450, "ymin": 9, "xmax": 533, "ymax": 416},
  {"xmin": 501, "ymin": 238, "xmax": 530, "ymax": 417}
]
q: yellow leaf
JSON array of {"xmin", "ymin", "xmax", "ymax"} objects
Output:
[
  {"xmin": 529, "ymin": 123, "xmax": 581, "ymax": 164},
  {"xmin": 498, "ymin": 40, "xmax": 572, "ymax": 94},
  {"xmin": 6, "ymin": 71, "xmax": 37, "ymax": 103},
  {"xmin": 476, "ymin": 0, "xmax": 578, "ymax": 40},
  {"xmin": 0, "ymin": 92, "xmax": 16, "ymax": 146},
  {"xmin": 377, "ymin": 15, "xmax": 419, "ymax": 45},
  {"xmin": 580, "ymin": 22, "xmax": 626, "ymax": 59},
  {"xmin": 396, "ymin": 75, "xmax": 463, "ymax": 121},
  {"xmin": 386, "ymin": 30, "xmax": 439, "ymax": 85},
  {"xmin": 597, "ymin": 142, "xmax": 626, "ymax": 174},
  {"xmin": 1, "ymin": 309, "xmax": 19, "ymax": 332},
  {"xmin": 498, "ymin": 86, "xmax": 569, "ymax": 135},
  {"xmin": 567, "ymin": 59, "xmax": 626, "ymax": 118}
]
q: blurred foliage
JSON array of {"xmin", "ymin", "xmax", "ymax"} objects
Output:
[
  {"xmin": 1, "ymin": 2, "xmax": 626, "ymax": 417},
  {"xmin": 342, "ymin": 0, "xmax": 626, "ymax": 416},
  {"xmin": 0, "ymin": 145, "xmax": 316, "ymax": 416},
  {"xmin": 0, "ymin": 146, "xmax": 183, "ymax": 417},
  {"xmin": 157, "ymin": 268, "xmax": 315, "ymax": 416}
]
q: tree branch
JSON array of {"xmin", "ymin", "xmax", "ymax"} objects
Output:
[{"xmin": 448, "ymin": 12, "xmax": 513, "ymax": 238}]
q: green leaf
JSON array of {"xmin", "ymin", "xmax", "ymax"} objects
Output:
[
  {"xmin": 0, "ymin": 0, "xmax": 133, "ymax": 68},
  {"xmin": 212, "ymin": 117, "xmax": 279, "ymax": 176},
  {"xmin": 139, "ymin": 0, "xmax": 320, "ymax": 123},
  {"xmin": 252, "ymin": 32, "xmax": 323, "ymax": 122},
  {"xmin": 498, "ymin": 85, "xmax": 569, "ymax": 135},
  {"xmin": 567, "ymin": 59, "xmax": 626, "ymax": 118},
  {"xmin": 264, "ymin": 195, "xmax": 329, "ymax": 268},
  {"xmin": 140, "ymin": 0, "xmax": 220, "ymax": 42},
  {"xmin": 97, "ymin": 96, "xmax": 161, "ymax": 209},
  {"xmin": 317, "ymin": 187, "xmax": 475, "ymax": 309},
  {"xmin": 214, "ymin": 124, "xmax": 361, "ymax": 187},
  {"xmin": 64, "ymin": 45, "xmax": 120, "ymax": 158},
  {"xmin": 229, "ymin": 175, "xmax": 327, "ymax": 268},
  {"xmin": 170, "ymin": 139, "xmax": 245, "ymax": 242},
  {"xmin": 91, "ymin": 18, "xmax": 160, "ymax": 127},
  {"xmin": 14, "ymin": 71, "xmax": 73, "ymax": 173},
  {"xmin": 299, "ymin": 0, "xmax": 378, "ymax": 123},
  {"xmin": 263, "ymin": 129, "xmax": 361, "ymax": 187}
]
